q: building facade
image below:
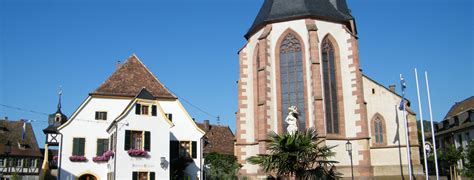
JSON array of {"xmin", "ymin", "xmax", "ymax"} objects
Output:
[
  {"xmin": 235, "ymin": 0, "xmax": 423, "ymax": 178},
  {"xmin": 0, "ymin": 119, "xmax": 42, "ymax": 180},
  {"xmin": 57, "ymin": 55, "xmax": 205, "ymax": 180},
  {"xmin": 433, "ymin": 96, "xmax": 473, "ymax": 171}
]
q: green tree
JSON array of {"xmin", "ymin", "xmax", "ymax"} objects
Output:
[
  {"xmin": 247, "ymin": 128, "xmax": 338, "ymax": 179},
  {"xmin": 430, "ymin": 145, "xmax": 463, "ymax": 179},
  {"xmin": 462, "ymin": 141, "xmax": 474, "ymax": 178},
  {"xmin": 204, "ymin": 152, "xmax": 242, "ymax": 179}
]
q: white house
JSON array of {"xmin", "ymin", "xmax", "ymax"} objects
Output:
[{"xmin": 57, "ymin": 54, "xmax": 205, "ymax": 180}]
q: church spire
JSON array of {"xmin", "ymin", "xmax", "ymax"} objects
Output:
[{"xmin": 57, "ymin": 86, "xmax": 62, "ymax": 112}]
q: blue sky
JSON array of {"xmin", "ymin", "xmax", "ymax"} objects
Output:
[{"xmin": 1, "ymin": 0, "xmax": 472, "ymax": 147}]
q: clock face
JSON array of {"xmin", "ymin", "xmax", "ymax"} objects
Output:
[{"xmin": 425, "ymin": 143, "xmax": 431, "ymax": 152}]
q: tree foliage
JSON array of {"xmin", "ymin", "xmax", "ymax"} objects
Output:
[
  {"xmin": 204, "ymin": 152, "xmax": 242, "ymax": 179},
  {"xmin": 247, "ymin": 128, "xmax": 338, "ymax": 179},
  {"xmin": 462, "ymin": 141, "xmax": 474, "ymax": 177}
]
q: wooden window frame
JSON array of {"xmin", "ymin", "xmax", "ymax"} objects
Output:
[
  {"xmin": 96, "ymin": 138, "xmax": 109, "ymax": 156},
  {"xmin": 95, "ymin": 111, "xmax": 108, "ymax": 120},
  {"xmin": 132, "ymin": 171, "xmax": 155, "ymax": 180},
  {"xmin": 72, "ymin": 137, "xmax": 86, "ymax": 156}
]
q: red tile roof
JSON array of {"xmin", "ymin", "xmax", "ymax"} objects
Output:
[
  {"xmin": 0, "ymin": 120, "xmax": 42, "ymax": 157},
  {"xmin": 196, "ymin": 121, "xmax": 235, "ymax": 155},
  {"xmin": 90, "ymin": 54, "xmax": 176, "ymax": 99},
  {"xmin": 444, "ymin": 96, "xmax": 474, "ymax": 120}
]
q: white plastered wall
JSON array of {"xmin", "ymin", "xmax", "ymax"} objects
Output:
[
  {"xmin": 363, "ymin": 76, "xmax": 412, "ymax": 166},
  {"xmin": 58, "ymin": 97, "xmax": 131, "ymax": 180},
  {"xmin": 158, "ymin": 100, "xmax": 204, "ymax": 180},
  {"xmin": 114, "ymin": 102, "xmax": 171, "ymax": 180}
]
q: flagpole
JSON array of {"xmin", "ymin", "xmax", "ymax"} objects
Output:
[
  {"xmin": 425, "ymin": 71, "xmax": 440, "ymax": 180},
  {"xmin": 415, "ymin": 69, "xmax": 428, "ymax": 179},
  {"xmin": 400, "ymin": 74, "xmax": 413, "ymax": 180}
]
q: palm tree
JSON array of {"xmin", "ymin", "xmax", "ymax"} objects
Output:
[{"xmin": 247, "ymin": 128, "xmax": 338, "ymax": 179}]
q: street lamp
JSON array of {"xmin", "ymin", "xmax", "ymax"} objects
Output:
[{"xmin": 346, "ymin": 140, "xmax": 354, "ymax": 180}]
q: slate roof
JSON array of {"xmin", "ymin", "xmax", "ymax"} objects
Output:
[
  {"xmin": 196, "ymin": 121, "xmax": 235, "ymax": 155},
  {"xmin": 0, "ymin": 119, "xmax": 42, "ymax": 157},
  {"xmin": 245, "ymin": 0, "xmax": 354, "ymax": 39},
  {"xmin": 443, "ymin": 96, "xmax": 474, "ymax": 120},
  {"xmin": 90, "ymin": 54, "xmax": 176, "ymax": 99}
]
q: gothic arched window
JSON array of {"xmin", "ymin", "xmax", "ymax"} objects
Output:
[
  {"xmin": 322, "ymin": 37, "xmax": 340, "ymax": 134},
  {"xmin": 280, "ymin": 32, "xmax": 305, "ymax": 131},
  {"xmin": 374, "ymin": 117, "xmax": 384, "ymax": 144}
]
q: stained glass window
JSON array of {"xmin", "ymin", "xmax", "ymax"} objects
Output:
[
  {"xmin": 322, "ymin": 38, "xmax": 340, "ymax": 134},
  {"xmin": 280, "ymin": 32, "xmax": 305, "ymax": 131},
  {"xmin": 374, "ymin": 118, "xmax": 384, "ymax": 144}
]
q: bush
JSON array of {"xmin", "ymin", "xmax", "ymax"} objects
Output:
[{"xmin": 204, "ymin": 152, "xmax": 241, "ymax": 179}]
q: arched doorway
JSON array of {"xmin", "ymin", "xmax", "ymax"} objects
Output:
[{"xmin": 78, "ymin": 174, "xmax": 97, "ymax": 180}]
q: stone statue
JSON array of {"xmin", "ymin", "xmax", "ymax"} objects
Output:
[{"xmin": 285, "ymin": 106, "xmax": 299, "ymax": 135}]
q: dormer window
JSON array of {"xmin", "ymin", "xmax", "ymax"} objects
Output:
[
  {"xmin": 135, "ymin": 103, "xmax": 157, "ymax": 116},
  {"xmin": 141, "ymin": 105, "xmax": 149, "ymax": 115},
  {"xmin": 18, "ymin": 142, "xmax": 31, "ymax": 150}
]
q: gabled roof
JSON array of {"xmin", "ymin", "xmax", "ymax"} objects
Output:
[
  {"xmin": 196, "ymin": 121, "xmax": 235, "ymax": 155},
  {"xmin": 444, "ymin": 96, "xmax": 474, "ymax": 120},
  {"xmin": 245, "ymin": 0, "xmax": 354, "ymax": 39},
  {"xmin": 0, "ymin": 119, "xmax": 42, "ymax": 157},
  {"xmin": 90, "ymin": 54, "xmax": 176, "ymax": 99},
  {"xmin": 136, "ymin": 88, "xmax": 155, "ymax": 100}
]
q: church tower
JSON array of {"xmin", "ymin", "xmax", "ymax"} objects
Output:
[
  {"xmin": 40, "ymin": 90, "xmax": 68, "ymax": 179},
  {"xmin": 236, "ymin": 0, "xmax": 422, "ymax": 178}
]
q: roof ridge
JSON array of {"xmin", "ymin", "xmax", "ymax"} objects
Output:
[
  {"xmin": 91, "ymin": 54, "xmax": 176, "ymax": 99},
  {"xmin": 132, "ymin": 55, "xmax": 176, "ymax": 99}
]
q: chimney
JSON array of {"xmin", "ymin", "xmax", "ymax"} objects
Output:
[
  {"xmin": 204, "ymin": 120, "xmax": 210, "ymax": 131},
  {"xmin": 116, "ymin": 61, "xmax": 122, "ymax": 70},
  {"xmin": 389, "ymin": 85, "xmax": 396, "ymax": 92}
]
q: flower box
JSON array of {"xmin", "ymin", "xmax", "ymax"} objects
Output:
[
  {"xmin": 92, "ymin": 151, "xmax": 115, "ymax": 162},
  {"xmin": 92, "ymin": 156, "xmax": 109, "ymax": 162},
  {"xmin": 103, "ymin": 150, "xmax": 114, "ymax": 158},
  {"xmin": 69, "ymin": 155, "xmax": 87, "ymax": 162},
  {"xmin": 127, "ymin": 149, "xmax": 148, "ymax": 157}
]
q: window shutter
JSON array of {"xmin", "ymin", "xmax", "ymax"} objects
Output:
[
  {"xmin": 79, "ymin": 138, "xmax": 85, "ymax": 156},
  {"xmin": 135, "ymin": 104, "xmax": 141, "ymax": 115},
  {"xmin": 97, "ymin": 140, "xmax": 102, "ymax": 156},
  {"xmin": 104, "ymin": 112, "xmax": 107, "ymax": 120},
  {"xmin": 125, "ymin": 130, "xmax": 131, "ymax": 150},
  {"xmin": 73, "ymin": 138, "xmax": 78, "ymax": 155},
  {"xmin": 95, "ymin": 112, "xmax": 99, "ymax": 120},
  {"xmin": 150, "ymin": 172, "xmax": 155, "ymax": 180},
  {"xmin": 170, "ymin": 141, "xmax": 179, "ymax": 160},
  {"xmin": 144, "ymin": 131, "xmax": 151, "ymax": 151},
  {"xmin": 192, "ymin": 141, "xmax": 197, "ymax": 159},
  {"xmin": 132, "ymin": 172, "xmax": 138, "ymax": 180},
  {"xmin": 104, "ymin": 139, "xmax": 109, "ymax": 152},
  {"xmin": 168, "ymin": 114, "xmax": 173, "ymax": 121},
  {"xmin": 151, "ymin": 105, "xmax": 157, "ymax": 116}
]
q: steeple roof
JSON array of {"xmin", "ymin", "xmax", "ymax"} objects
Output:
[
  {"xmin": 90, "ymin": 54, "xmax": 176, "ymax": 99},
  {"xmin": 245, "ymin": 0, "xmax": 354, "ymax": 39}
]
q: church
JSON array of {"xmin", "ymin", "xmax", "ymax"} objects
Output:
[{"xmin": 235, "ymin": 0, "xmax": 424, "ymax": 178}]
